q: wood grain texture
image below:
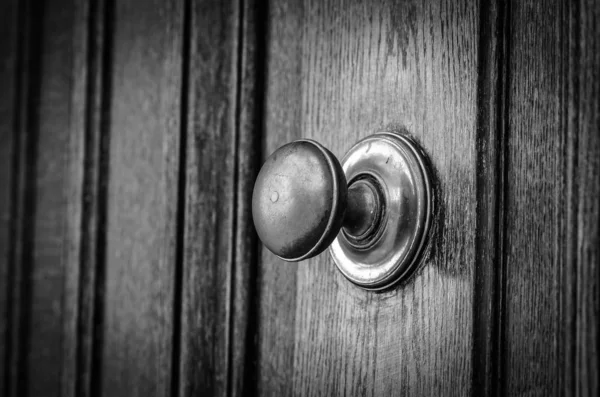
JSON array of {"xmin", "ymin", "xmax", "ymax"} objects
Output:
[
  {"xmin": 573, "ymin": 2, "xmax": 600, "ymax": 393},
  {"xmin": 0, "ymin": 0, "xmax": 21, "ymax": 394},
  {"xmin": 178, "ymin": 0, "xmax": 239, "ymax": 395},
  {"xmin": 0, "ymin": 0, "xmax": 99, "ymax": 396},
  {"xmin": 178, "ymin": 1, "xmax": 239, "ymax": 394},
  {"xmin": 177, "ymin": 0, "xmax": 261, "ymax": 393},
  {"xmin": 472, "ymin": 0, "xmax": 508, "ymax": 395},
  {"xmin": 98, "ymin": 0, "xmax": 184, "ymax": 396},
  {"xmin": 255, "ymin": 0, "xmax": 303, "ymax": 395},
  {"xmin": 504, "ymin": 0, "xmax": 600, "ymax": 395},
  {"xmin": 18, "ymin": 1, "xmax": 97, "ymax": 396},
  {"xmin": 229, "ymin": 0, "xmax": 263, "ymax": 394},
  {"xmin": 1, "ymin": 1, "xmax": 596, "ymax": 395},
  {"xmin": 27, "ymin": 1, "xmax": 77, "ymax": 392},
  {"xmin": 257, "ymin": 0, "xmax": 479, "ymax": 395},
  {"xmin": 70, "ymin": 0, "xmax": 111, "ymax": 396},
  {"xmin": 0, "ymin": 1, "xmax": 109, "ymax": 395}
]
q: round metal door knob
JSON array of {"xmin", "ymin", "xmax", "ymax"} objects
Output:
[
  {"xmin": 252, "ymin": 132, "xmax": 434, "ymax": 290},
  {"xmin": 252, "ymin": 140, "xmax": 347, "ymax": 261}
]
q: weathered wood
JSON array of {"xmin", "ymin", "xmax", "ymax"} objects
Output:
[
  {"xmin": 98, "ymin": 0, "xmax": 184, "ymax": 396},
  {"xmin": 503, "ymin": 0, "xmax": 600, "ymax": 395},
  {"xmin": 257, "ymin": 0, "xmax": 480, "ymax": 395}
]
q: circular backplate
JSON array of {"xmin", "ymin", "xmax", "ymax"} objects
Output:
[{"xmin": 330, "ymin": 132, "xmax": 433, "ymax": 290}]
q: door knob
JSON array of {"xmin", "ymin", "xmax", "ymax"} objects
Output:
[{"xmin": 252, "ymin": 132, "xmax": 434, "ymax": 290}]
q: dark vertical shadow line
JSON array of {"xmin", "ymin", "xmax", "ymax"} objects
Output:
[
  {"xmin": 496, "ymin": 0, "xmax": 511, "ymax": 395},
  {"xmin": 473, "ymin": 0, "xmax": 510, "ymax": 396},
  {"xmin": 76, "ymin": 0, "xmax": 111, "ymax": 396},
  {"xmin": 5, "ymin": 0, "xmax": 43, "ymax": 395},
  {"xmin": 227, "ymin": 0, "xmax": 245, "ymax": 395},
  {"xmin": 75, "ymin": 0, "xmax": 97, "ymax": 393},
  {"xmin": 242, "ymin": 0, "xmax": 267, "ymax": 395},
  {"xmin": 170, "ymin": 0, "xmax": 191, "ymax": 396},
  {"xmin": 556, "ymin": 1, "xmax": 573, "ymax": 393},
  {"xmin": 472, "ymin": 0, "xmax": 499, "ymax": 394},
  {"xmin": 2, "ymin": 0, "xmax": 27, "ymax": 393},
  {"xmin": 566, "ymin": 0, "xmax": 581, "ymax": 393},
  {"xmin": 472, "ymin": 0, "xmax": 495, "ymax": 394},
  {"xmin": 88, "ymin": 0, "xmax": 115, "ymax": 395},
  {"xmin": 556, "ymin": 2, "xmax": 567, "ymax": 393}
]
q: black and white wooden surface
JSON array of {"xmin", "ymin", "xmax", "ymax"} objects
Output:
[{"xmin": 0, "ymin": 0, "xmax": 598, "ymax": 396}]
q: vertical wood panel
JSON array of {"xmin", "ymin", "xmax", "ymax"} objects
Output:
[
  {"xmin": 504, "ymin": 0, "xmax": 600, "ymax": 395},
  {"xmin": 99, "ymin": 0, "xmax": 184, "ymax": 396},
  {"xmin": 0, "ymin": 0, "xmax": 21, "ymax": 394},
  {"xmin": 0, "ymin": 0, "xmax": 101, "ymax": 396},
  {"xmin": 255, "ymin": 1, "xmax": 303, "ymax": 395},
  {"xmin": 2, "ymin": 0, "xmax": 41, "ymax": 395},
  {"xmin": 230, "ymin": 0, "xmax": 263, "ymax": 394},
  {"xmin": 257, "ymin": 0, "xmax": 479, "ymax": 395},
  {"xmin": 2, "ymin": 1, "xmax": 260, "ymax": 396},
  {"xmin": 27, "ymin": 1, "xmax": 78, "ymax": 391},
  {"xmin": 70, "ymin": 0, "xmax": 111, "ymax": 396},
  {"xmin": 177, "ymin": 0, "xmax": 239, "ymax": 395},
  {"xmin": 177, "ymin": 0, "xmax": 261, "ymax": 394},
  {"xmin": 574, "ymin": 3, "xmax": 600, "ymax": 393}
]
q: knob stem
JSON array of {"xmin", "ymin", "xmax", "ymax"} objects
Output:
[{"xmin": 342, "ymin": 177, "xmax": 383, "ymax": 243}]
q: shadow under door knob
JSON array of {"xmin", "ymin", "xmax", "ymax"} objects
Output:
[{"xmin": 252, "ymin": 132, "xmax": 434, "ymax": 290}]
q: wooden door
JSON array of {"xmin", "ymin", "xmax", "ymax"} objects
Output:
[{"xmin": 0, "ymin": 0, "xmax": 598, "ymax": 396}]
